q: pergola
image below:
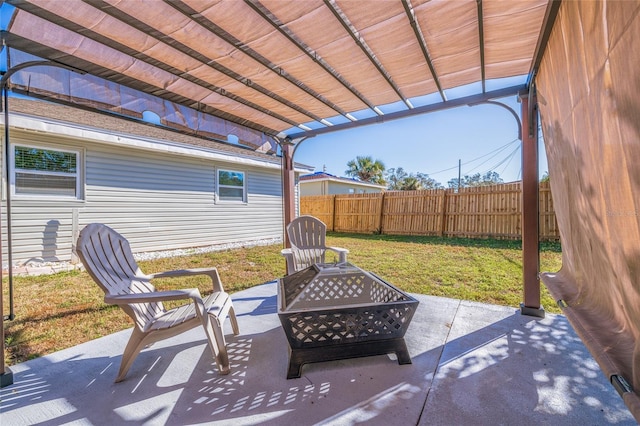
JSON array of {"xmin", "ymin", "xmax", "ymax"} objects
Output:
[{"xmin": 1, "ymin": 0, "xmax": 639, "ymax": 420}]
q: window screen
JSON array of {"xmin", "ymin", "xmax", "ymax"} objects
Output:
[
  {"xmin": 13, "ymin": 146, "xmax": 80, "ymax": 198},
  {"xmin": 217, "ymin": 169, "xmax": 245, "ymax": 202}
]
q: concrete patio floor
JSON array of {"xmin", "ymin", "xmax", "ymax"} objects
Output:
[{"xmin": 1, "ymin": 281, "xmax": 635, "ymax": 425}]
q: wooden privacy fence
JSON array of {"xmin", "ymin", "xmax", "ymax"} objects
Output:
[{"xmin": 300, "ymin": 181, "xmax": 559, "ymax": 241}]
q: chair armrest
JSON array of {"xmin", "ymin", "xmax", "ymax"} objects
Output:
[
  {"xmin": 281, "ymin": 248, "xmax": 296, "ymax": 275},
  {"xmin": 327, "ymin": 247, "xmax": 349, "ymax": 264},
  {"xmin": 148, "ymin": 267, "xmax": 225, "ymax": 293},
  {"xmin": 104, "ymin": 288, "xmax": 202, "ymax": 305}
]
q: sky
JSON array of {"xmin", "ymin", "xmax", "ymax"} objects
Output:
[{"xmin": 294, "ymin": 94, "xmax": 548, "ymax": 186}]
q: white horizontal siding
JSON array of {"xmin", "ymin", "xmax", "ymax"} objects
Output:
[
  {"xmin": 0, "ymin": 197, "xmax": 80, "ymax": 264},
  {"xmin": 1, "ymin": 129, "xmax": 284, "ymax": 266}
]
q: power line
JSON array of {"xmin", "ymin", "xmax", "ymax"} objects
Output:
[
  {"xmin": 464, "ymin": 139, "xmax": 519, "ymax": 174},
  {"xmin": 498, "ymin": 145, "xmax": 520, "ymax": 176},
  {"xmin": 465, "ymin": 138, "xmax": 519, "ymax": 164},
  {"xmin": 427, "ymin": 138, "xmax": 519, "ymax": 177},
  {"xmin": 424, "ymin": 163, "xmax": 460, "ymax": 176},
  {"xmin": 426, "ymin": 139, "xmax": 520, "ymax": 176},
  {"xmin": 478, "ymin": 145, "xmax": 520, "ymax": 177}
]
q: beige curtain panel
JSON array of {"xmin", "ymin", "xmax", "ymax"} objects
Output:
[{"xmin": 537, "ymin": 0, "xmax": 640, "ymax": 415}]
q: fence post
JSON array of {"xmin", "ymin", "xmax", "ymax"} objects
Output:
[
  {"xmin": 438, "ymin": 189, "xmax": 447, "ymax": 237},
  {"xmin": 330, "ymin": 195, "xmax": 336, "ymax": 232},
  {"xmin": 378, "ymin": 192, "xmax": 386, "ymax": 234}
]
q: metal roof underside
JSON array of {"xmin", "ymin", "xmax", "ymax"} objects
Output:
[{"xmin": 1, "ymin": 0, "xmax": 559, "ymax": 147}]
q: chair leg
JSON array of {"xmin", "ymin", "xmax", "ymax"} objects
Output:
[
  {"xmin": 228, "ymin": 304, "xmax": 240, "ymax": 336},
  {"xmin": 211, "ymin": 315, "xmax": 230, "ymax": 374},
  {"xmin": 116, "ymin": 328, "xmax": 147, "ymax": 383},
  {"xmin": 202, "ymin": 313, "xmax": 230, "ymax": 375},
  {"xmin": 214, "ymin": 294, "xmax": 239, "ymax": 336}
]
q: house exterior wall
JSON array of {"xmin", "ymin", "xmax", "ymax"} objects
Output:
[
  {"xmin": 328, "ymin": 181, "xmax": 381, "ymax": 195},
  {"xmin": 299, "ymin": 179, "xmax": 383, "ymax": 196},
  {"xmin": 299, "ymin": 180, "xmax": 326, "ymax": 196},
  {"xmin": 1, "ymin": 127, "xmax": 284, "ymax": 265}
]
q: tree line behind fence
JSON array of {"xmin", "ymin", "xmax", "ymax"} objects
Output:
[{"xmin": 300, "ymin": 181, "xmax": 559, "ymax": 241}]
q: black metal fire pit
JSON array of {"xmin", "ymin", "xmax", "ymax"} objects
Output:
[{"xmin": 277, "ymin": 263, "xmax": 419, "ymax": 379}]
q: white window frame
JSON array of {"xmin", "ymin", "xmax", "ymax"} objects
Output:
[
  {"xmin": 216, "ymin": 168, "xmax": 247, "ymax": 203},
  {"xmin": 10, "ymin": 143, "xmax": 83, "ymax": 200}
]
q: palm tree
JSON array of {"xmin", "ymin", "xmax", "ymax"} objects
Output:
[
  {"xmin": 345, "ymin": 156, "xmax": 386, "ymax": 184},
  {"xmin": 399, "ymin": 176, "xmax": 422, "ymax": 190}
]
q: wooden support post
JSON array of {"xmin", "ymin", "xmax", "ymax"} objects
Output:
[
  {"xmin": 282, "ymin": 141, "xmax": 296, "ymax": 248},
  {"xmin": 520, "ymin": 92, "xmax": 544, "ymax": 318}
]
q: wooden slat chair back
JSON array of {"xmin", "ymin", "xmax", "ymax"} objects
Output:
[
  {"xmin": 76, "ymin": 223, "xmax": 239, "ymax": 382},
  {"xmin": 281, "ymin": 215, "xmax": 349, "ymax": 274},
  {"xmin": 77, "ymin": 224, "xmax": 161, "ymax": 330}
]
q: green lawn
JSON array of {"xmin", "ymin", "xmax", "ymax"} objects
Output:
[
  {"xmin": 325, "ymin": 233, "xmax": 561, "ymax": 308},
  {"xmin": 3, "ymin": 234, "xmax": 562, "ymax": 366}
]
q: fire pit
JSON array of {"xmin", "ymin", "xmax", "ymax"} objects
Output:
[{"xmin": 277, "ymin": 263, "xmax": 419, "ymax": 379}]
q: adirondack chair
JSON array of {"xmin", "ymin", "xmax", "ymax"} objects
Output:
[
  {"xmin": 281, "ymin": 215, "xmax": 349, "ymax": 274},
  {"xmin": 75, "ymin": 223, "xmax": 239, "ymax": 382}
]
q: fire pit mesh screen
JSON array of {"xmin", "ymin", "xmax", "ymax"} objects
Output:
[
  {"xmin": 281, "ymin": 263, "xmax": 409, "ymax": 311},
  {"xmin": 286, "ymin": 306, "xmax": 414, "ymax": 346},
  {"xmin": 278, "ymin": 263, "xmax": 418, "ymax": 349}
]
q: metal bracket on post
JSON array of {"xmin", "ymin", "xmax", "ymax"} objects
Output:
[
  {"xmin": 520, "ymin": 303, "xmax": 545, "ymax": 318},
  {"xmin": 0, "ymin": 367, "xmax": 13, "ymax": 388},
  {"xmin": 528, "ymin": 80, "xmax": 537, "ymax": 138}
]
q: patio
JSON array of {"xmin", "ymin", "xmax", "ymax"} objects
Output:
[{"xmin": 1, "ymin": 281, "xmax": 633, "ymax": 425}]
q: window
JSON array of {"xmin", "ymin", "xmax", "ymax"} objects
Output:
[
  {"xmin": 12, "ymin": 145, "xmax": 81, "ymax": 198},
  {"xmin": 217, "ymin": 169, "xmax": 246, "ymax": 202}
]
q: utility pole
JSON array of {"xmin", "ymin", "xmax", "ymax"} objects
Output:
[{"xmin": 457, "ymin": 159, "xmax": 461, "ymax": 192}]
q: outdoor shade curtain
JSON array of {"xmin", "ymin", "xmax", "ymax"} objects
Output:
[{"xmin": 536, "ymin": 0, "xmax": 640, "ymax": 418}]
